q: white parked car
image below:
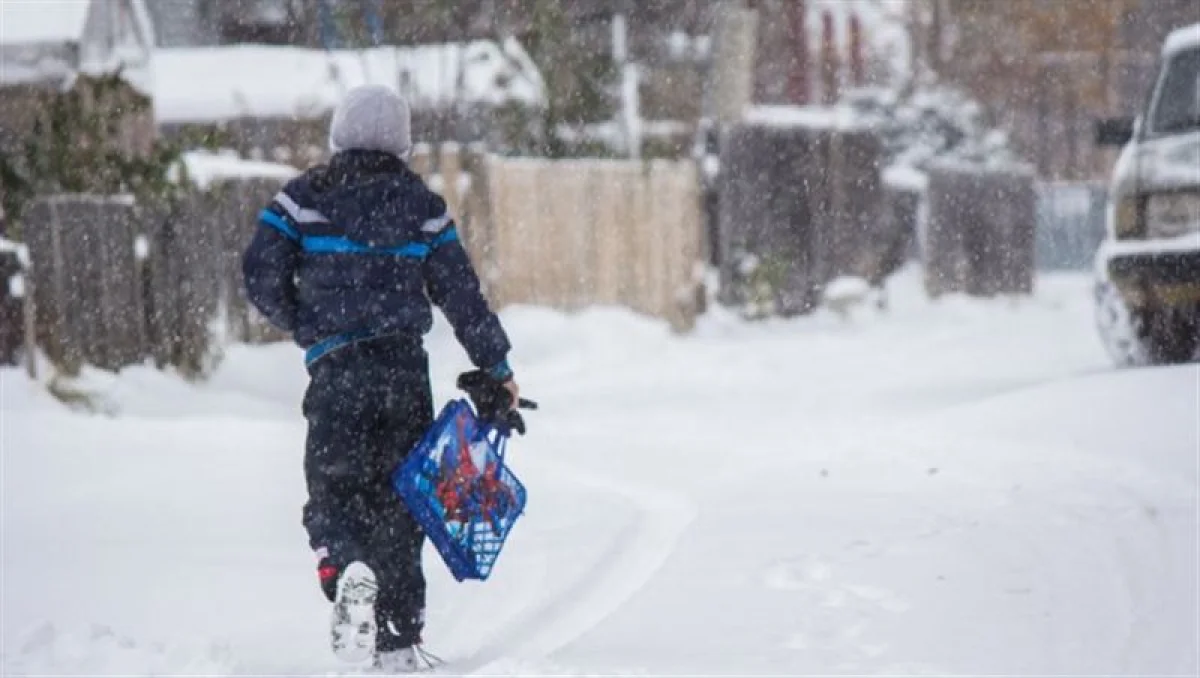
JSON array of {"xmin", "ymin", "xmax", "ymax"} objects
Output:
[{"xmin": 1094, "ymin": 22, "xmax": 1200, "ymax": 366}]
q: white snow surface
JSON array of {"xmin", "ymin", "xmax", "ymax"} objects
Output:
[
  {"xmin": 153, "ymin": 39, "xmax": 545, "ymax": 125},
  {"xmin": 0, "ymin": 0, "xmax": 90, "ymax": 46},
  {"xmin": 2, "ymin": 267, "xmax": 1198, "ymax": 676}
]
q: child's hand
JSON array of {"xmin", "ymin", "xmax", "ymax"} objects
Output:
[{"xmin": 458, "ymin": 370, "xmax": 534, "ymax": 435}]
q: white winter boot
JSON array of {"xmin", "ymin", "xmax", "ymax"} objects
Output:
[{"xmin": 330, "ymin": 561, "xmax": 379, "ymax": 664}]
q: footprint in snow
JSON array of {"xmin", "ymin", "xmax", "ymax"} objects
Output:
[{"xmin": 764, "ymin": 556, "xmax": 910, "ymax": 663}]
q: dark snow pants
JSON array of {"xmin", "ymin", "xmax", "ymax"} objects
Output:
[{"xmin": 301, "ymin": 334, "xmax": 433, "ymax": 650}]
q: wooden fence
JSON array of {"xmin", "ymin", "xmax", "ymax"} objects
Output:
[
  {"xmin": 409, "ymin": 149, "xmax": 705, "ymax": 330},
  {"xmin": 10, "ymin": 150, "xmax": 706, "ymax": 376},
  {"xmin": 468, "ymin": 156, "xmax": 704, "ymax": 330},
  {"xmin": 141, "ymin": 178, "xmax": 287, "ymax": 374},
  {"xmin": 22, "ymin": 196, "xmax": 146, "ymax": 374}
]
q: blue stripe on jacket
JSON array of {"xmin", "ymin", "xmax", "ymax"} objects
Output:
[
  {"xmin": 259, "ymin": 209, "xmax": 301, "ymax": 241},
  {"xmin": 258, "ymin": 210, "xmax": 459, "ymax": 260},
  {"xmin": 304, "ymin": 328, "xmax": 382, "ymax": 366},
  {"xmin": 303, "ymin": 236, "xmax": 431, "ymax": 257},
  {"xmin": 431, "ymin": 226, "xmax": 458, "ymax": 248}
]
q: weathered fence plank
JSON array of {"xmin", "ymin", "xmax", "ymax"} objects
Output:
[
  {"xmin": 472, "ymin": 156, "xmax": 704, "ymax": 330},
  {"xmin": 23, "ymin": 196, "xmax": 144, "ymax": 374}
]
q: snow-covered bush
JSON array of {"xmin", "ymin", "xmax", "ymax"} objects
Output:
[{"xmin": 841, "ymin": 85, "xmax": 1026, "ymax": 179}]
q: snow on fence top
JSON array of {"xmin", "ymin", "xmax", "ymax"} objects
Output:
[
  {"xmin": 742, "ymin": 104, "xmax": 871, "ymax": 131},
  {"xmin": 153, "ymin": 38, "xmax": 546, "ymax": 125},
  {"xmin": 925, "ymin": 153, "xmax": 1037, "ymax": 177},
  {"xmin": 1164, "ymin": 22, "xmax": 1200, "ymax": 56},
  {"xmin": 173, "ymin": 150, "xmax": 299, "ymax": 190}
]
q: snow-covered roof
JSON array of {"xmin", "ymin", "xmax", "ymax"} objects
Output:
[
  {"xmin": 0, "ymin": 0, "xmax": 91, "ymax": 46},
  {"xmin": 1163, "ymin": 22, "xmax": 1200, "ymax": 56},
  {"xmin": 153, "ymin": 38, "xmax": 545, "ymax": 125},
  {"xmin": 0, "ymin": 0, "xmax": 156, "ymax": 96}
]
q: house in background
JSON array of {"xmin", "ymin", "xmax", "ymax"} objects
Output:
[
  {"xmin": 149, "ymin": 38, "xmax": 547, "ymax": 164},
  {"xmin": 0, "ymin": 0, "xmax": 158, "ymax": 160},
  {"xmin": 140, "ymin": 0, "xmax": 548, "ymax": 162},
  {"xmin": 145, "ymin": 0, "xmax": 292, "ymax": 48}
]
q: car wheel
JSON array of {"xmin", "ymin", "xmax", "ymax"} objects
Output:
[
  {"xmin": 1145, "ymin": 310, "xmax": 1199, "ymax": 365},
  {"xmin": 1094, "ymin": 281, "xmax": 1151, "ymax": 367}
]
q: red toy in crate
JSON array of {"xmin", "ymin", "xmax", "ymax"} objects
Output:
[{"xmin": 392, "ymin": 397, "xmax": 531, "ymax": 582}]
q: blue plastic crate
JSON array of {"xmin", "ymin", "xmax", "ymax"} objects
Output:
[{"xmin": 392, "ymin": 398, "xmax": 527, "ymax": 582}]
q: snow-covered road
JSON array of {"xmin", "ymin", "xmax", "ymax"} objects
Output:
[{"xmin": 3, "ymin": 269, "xmax": 1197, "ymax": 676}]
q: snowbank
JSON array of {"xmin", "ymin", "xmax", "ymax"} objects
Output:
[
  {"xmin": 173, "ymin": 150, "xmax": 299, "ymax": 190},
  {"xmin": 153, "ymin": 39, "xmax": 545, "ymax": 125}
]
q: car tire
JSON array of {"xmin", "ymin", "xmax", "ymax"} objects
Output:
[
  {"xmin": 1145, "ymin": 311, "xmax": 1199, "ymax": 365},
  {"xmin": 1094, "ymin": 281, "xmax": 1151, "ymax": 367}
]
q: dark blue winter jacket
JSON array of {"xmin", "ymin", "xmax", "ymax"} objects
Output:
[{"xmin": 242, "ymin": 150, "xmax": 512, "ymax": 377}]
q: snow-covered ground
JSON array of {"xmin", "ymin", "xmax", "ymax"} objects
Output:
[{"xmin": 2, "ymin": 267, "xmax": 1197, "ymax": 676}]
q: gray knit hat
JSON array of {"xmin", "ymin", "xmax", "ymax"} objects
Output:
[{"xmin": 328, "ymin": 84, "xmax": 412, "ymax": 159}]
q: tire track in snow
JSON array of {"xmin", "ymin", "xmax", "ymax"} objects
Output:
[{"xmin": 453, "ymin": 455, "xmax": 696, "ymax": 673}]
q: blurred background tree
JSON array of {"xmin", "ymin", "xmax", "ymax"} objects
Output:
[{"xmin": 900, "ymin": 0, "xmax": 1200, "ymax": 178}]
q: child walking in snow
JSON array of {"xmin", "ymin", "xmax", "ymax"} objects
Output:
[{"xmin": 242, "ymin": 84, "xmax": 522, "ymax": 672}]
